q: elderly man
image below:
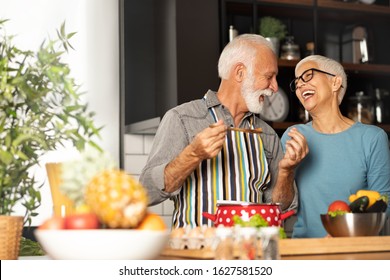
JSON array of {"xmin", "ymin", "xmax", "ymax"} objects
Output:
[{"xmin": 140, "ymin": 34, "xmax": 308, "ymax": 228}]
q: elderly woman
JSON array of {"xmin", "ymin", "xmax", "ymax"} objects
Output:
[{"xmin": 282, "ymin": 55, "xmax": 390, "ymax": 238}]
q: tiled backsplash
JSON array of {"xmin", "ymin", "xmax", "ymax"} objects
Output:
[{"xmin": 124, "ymin": 134, "xmax": 174, "ymax": 228}]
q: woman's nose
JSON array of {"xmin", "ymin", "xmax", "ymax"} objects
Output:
[{"xmin": 296, "ymin": 78, "xmax": 306, "ymax": 90}]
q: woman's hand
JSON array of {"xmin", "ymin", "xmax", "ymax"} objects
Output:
[{"xmin": 281, "ymin": 127, "xmax": 309, "ymax": 170}]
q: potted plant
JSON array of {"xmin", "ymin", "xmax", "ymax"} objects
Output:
[
  {"xmin": 258, "ymin": 16, "xmax": 287, "ymax": 55},
  {"xmin": 0, "ymin": 19, "xmax": 101, "ymax": 259}
]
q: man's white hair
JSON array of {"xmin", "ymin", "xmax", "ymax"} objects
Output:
[{"xmin": 218, "ymin": 34, "xmax": 274, "ymax": 79}]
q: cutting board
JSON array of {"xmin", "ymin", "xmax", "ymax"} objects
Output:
[{"xmin": 161, "ymin": 236, "xmax": 390, "ymax": 259}]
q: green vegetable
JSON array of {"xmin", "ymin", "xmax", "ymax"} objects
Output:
[
  {"xmin": 349, "ymin": 196, "xmax": 369, "ymax": 213},
  {"xmin": 328, "ymin": 210, "xmax": 349, "ymax": 218},
  {"xmin": 19, "ymin": 237, "xmax": 45, "ymax": 256},
  {"xmin": 233, "ymin": 214, "xmax": 268, "ymax": 228},
  {"xmin": 380, "ymin": 194, "xmax": 389, "ymax": 204},
  {"xmin": 366, "ymin": 199, "xmax": 388, "ymax": 213},
  {"xmin": 232, "ymin": 214, "xmax": 287, "ymax": 239}
]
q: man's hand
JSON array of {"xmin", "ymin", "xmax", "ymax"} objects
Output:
[
  {"xmin": 189, "ymin": 120, "xmax": 227, "ymax": 161},
  {"xmin": 281, "ymin": 127, "xmax": 308, "ymax": 171},
  {"xmin": 164, "ymin": 120, "xmax": 227, "ymax": 193}
]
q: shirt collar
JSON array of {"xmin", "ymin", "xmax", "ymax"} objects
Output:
[
  {"xmin": 203, "ymin": 90, "xmax": 256, "ymax": 124},
  {"xmin": 203, "ymin": 90, "xmax": 221, "ymax": 108}
]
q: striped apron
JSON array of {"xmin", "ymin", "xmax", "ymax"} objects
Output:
[{"xmin": 171, "ymin": 107, "xmax": 271, "ymax": 228}]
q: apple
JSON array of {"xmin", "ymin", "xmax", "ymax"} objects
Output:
[
  {"xmin": 38, "ymin": 216, "xmax": 65, "ymax": 230},
  {"xmin": 64, "ymin": 213, "xmax": 100, "ymax": 230}
]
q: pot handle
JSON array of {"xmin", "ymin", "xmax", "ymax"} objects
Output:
[
  {"xmin": 280, "ymin": 209, "xmax": 296, "ymax": 220},
  {"xmin": 202, "ymin": 212, "xmax": 217, "ymax": 222}
]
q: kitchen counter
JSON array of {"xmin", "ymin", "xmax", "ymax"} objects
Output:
[
  {"xmin": 160, "ymin": 236, "xmax": 390, "ymax": 260},
  {"xmin": 18, "ymin": 236, "xmax": 390, "ymax": 260}
]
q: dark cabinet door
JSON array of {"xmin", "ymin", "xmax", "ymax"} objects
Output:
[{"xmin": 121, "ymin": 0, "xmax": 220, "ymax": 127}]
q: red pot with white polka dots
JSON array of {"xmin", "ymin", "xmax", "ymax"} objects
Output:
[{"xmin": 202, "ymin": 201, "xmax": 295, "ymax": 227}]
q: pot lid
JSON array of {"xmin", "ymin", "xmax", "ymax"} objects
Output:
[{"xmin": 216, "ymin": 200, "xmax": 280, "ymax": 206}]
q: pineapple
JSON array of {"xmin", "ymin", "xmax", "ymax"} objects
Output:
[
  {"xmin": 60, "ymin": 149, "xmax": 116, "ymax": 208},
  {"xmin": 85, "ymin": 169, "xmax": 148, "ymax": 228}
]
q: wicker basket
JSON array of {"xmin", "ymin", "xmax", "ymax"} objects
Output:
[{"xmin": 0, "ymin": 215, "xmax": 24, "ymax": 260}]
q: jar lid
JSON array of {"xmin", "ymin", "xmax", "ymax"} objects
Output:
[
  {"xmin": 259, "ymin": 226, "xmax": 279, "ymax": 236},
  {"xmin": 238, "ymin": 226, "xmax": 257, "ymax": 238},
  {"xmin": 216, "ymin": 226, "xmax": 233, "ymax": 238},
  {"xmin": 282, "ymin": 43, "xmax": 299, "ymax": 51}
]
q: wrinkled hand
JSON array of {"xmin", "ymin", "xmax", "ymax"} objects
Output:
[
  {"xmin": 280, "ymin": 127, "xmax": 308, "ymax": 170},
  {"xmin": 189, "ymin": 120, "xmax": 227, "ymax": 160}
]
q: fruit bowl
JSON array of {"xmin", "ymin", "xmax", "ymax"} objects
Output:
[
  {"xmin": 35, "ymin": 229, "xmax": 170, "ymax": 260},
  {"xmin": 320, "ymin": 212, "xmax": 386, "ymax": 237}
]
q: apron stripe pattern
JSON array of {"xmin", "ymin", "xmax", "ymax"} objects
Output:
[{"xmin": 172, "ymin": 105, "xmax": 270, "ymax": 228}]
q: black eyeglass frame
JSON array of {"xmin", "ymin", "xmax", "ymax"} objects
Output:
[{"xmin": 289, "ymin": 68, "xmax": 339, "ymax": 92}]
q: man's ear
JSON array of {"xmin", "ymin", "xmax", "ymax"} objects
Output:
[
  {"xmin": 233, "ymin": 63, "xmax": 246, "ymax": 82},
  {"xmin": 332, "ymin": 76, "xmax": 343, "ymax": 91}
]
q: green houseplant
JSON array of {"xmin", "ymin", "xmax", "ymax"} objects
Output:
[
  {"xmin": 259, "ymin": 16, "xmax": 287, "ymax": 40},
  {"xmin": 0, "ymin": 18, "xmax": 102, "ymax": 257},
  {"xmin": 258, "ymin": 16, "xmax": 287, "ymax": 55}
]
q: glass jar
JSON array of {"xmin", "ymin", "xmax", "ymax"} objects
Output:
[
  {"xmin": 305, "ymin": 41, "xmax": 315, "ymax": 57},
  {"xmin": 237, "ymin": 227, "xmax": 257, "ymax": 260},
  {"xmin": 214, "ymin": 226, "xmax": 234, "ymax": 260},
  {"xmin": 347, "ymin": 91, "xmax": 374, "ymax": 124},
  {"xmin": 375, "ymin": 88, "xmax": 390, "ymax": 124},
  {"xmin": 280, "ymin": 36, "xmax": 300, "ymax": 60},
  {"xmin": 259, "ymin": 227, "xmax": 280, "ymax": 260}
]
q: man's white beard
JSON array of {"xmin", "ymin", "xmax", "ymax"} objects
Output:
[{"xmin": 241, "ymin": 76, "xmax": 273, "ymax": 114}]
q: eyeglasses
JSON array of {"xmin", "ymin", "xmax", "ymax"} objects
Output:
[{"xmin": 289, "ymin": 68, "xmax": 339, "ymax": 92}]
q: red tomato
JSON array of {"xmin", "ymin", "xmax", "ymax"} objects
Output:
[
  {"xmin": 64, "ymin": 213, "xmax": 100, "ymax": 230},
  {"xmin": 39, "ymin": 216, "xmax": 65, "ymax": 230},
  {"xmin": 328, "ymin": 200, "xmax": 351, "ymax": 213}
]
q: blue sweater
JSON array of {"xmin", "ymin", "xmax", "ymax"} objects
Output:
[{"xmin": 281, "ymin": 122, "xmax": 390, "ymax": 238}]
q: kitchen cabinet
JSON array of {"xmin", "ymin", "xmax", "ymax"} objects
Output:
[
  {"xmin": 120, "ymin": 0, "xmax": 220, "ymax": 128},
  {"xmin": 220, "ymin": 0, "xmax": 390, "ymax": 135}
]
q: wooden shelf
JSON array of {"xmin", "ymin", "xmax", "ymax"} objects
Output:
[
  {"xmin": 279, "ymin": 59, "xmax": 390, "ymax": 76},
  {"xmin": 318, "ymin": 0, "xmax": 390, "ymax": 15},
  {"xmin": 378, "ymin": 124, "xmax": 390, "ymax": 132},
  {"xmin": 258, "ymin": 0, "xmax": 390, "ymax": 15},
  {"xmin": 278, "ymin": 59, "xmax": 299, "ymax": 68},
  {"xmin": 269, "ymin": 121, "xmax": 390, "ymax": 133},
  {"xmin": 341, "ymin": 63, "xmax": 390, "ymax": 75},
  {"xmin": 257, "ymin": 0, "xmax": 312, "ymax": 7}
]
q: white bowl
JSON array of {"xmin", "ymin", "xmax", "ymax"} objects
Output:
[{"xmin": 35, "ymin": 229, "xmax": 170, "ymax": 260}]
